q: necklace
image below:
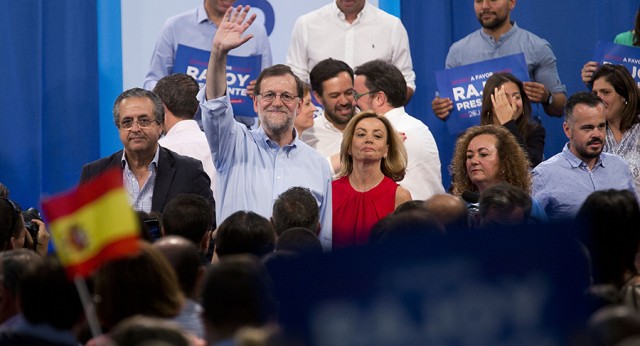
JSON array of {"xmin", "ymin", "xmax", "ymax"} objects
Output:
[{"xmin": 349, "ymin": 174, "xmax": 384, "ymax": 193}]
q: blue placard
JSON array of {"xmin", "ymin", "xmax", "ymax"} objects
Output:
[
  {"xmin": 269, "ymin": 222, "xmax": 590, "ymax": 344},
  {"xmin": 592, "ymin": 41, "xmax": 640, "ymax": 87},
  {"xmin": 435, "ymin": 53, "xmax": 529, "ymax": 135},
  {"xmin": 173, "ymin": 44, "xmax": 261, "ymax": 117}
]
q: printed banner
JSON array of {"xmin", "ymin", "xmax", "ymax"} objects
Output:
[
  {"xmin": 592, "ymin": 41, "xmax": 640, "ymax": 87},
  {"xmin": 174, "ymin": 44, "xmax": 261, "ymax": 117},
  {"xmin": 435, "ymin": 53, "xmax": 529, "ymax": 134}
]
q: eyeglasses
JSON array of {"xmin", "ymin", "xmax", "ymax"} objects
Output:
[
  {"xmin": 258, "ymin": 92, "xmax": 299, "ymax": 104},
  {"xmin": 119, "ymin": 118, "xmax": 157, "ymax": 129},
  {"xmin": 353, "ymin": 90, "xmax": 379, "ymax": 101}
]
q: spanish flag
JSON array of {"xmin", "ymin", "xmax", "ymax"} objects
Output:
[{"xmin": 42, "ymin": 168, "xmax": 140, "ymax": 278}]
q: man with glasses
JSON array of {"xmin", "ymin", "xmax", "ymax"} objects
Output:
[
  {"xmin": 80, "ymin": 88, "xmax": 214, "ymax": 214},
  {"xmin": 354, "ymin": 59, "xmax": 444, "ymax": 200},
  {"xmin": 199, "ymin": 6, "xmax": 332, "ymax": 250},
  {"xmin": 300, "ymin": 58, "xmax": 357, "ymax": 173}
]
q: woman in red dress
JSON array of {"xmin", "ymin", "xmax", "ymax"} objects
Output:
[{"xmin": 332, "ymin": 111, "xmax": 412, "ymax": 248}]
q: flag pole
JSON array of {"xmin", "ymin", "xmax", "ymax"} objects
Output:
[{"xmin": 74, "ymin": 276, "xmax": 103, "ymax": 337}]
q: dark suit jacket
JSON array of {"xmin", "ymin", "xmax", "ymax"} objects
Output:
[{"xmin": 80, "ymin": 147, "xmax": 214, "ymax": 213}]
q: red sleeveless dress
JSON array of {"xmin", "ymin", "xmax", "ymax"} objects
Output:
[{"xmin": 332, "ymin": 176, "xmax": 398, "ymax": 248}]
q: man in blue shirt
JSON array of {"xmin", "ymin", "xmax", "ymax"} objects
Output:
[
  {"xmin": 532, "ymin": 92, "xmax": 636, "ymax": 222},
  {"xmin": 199, "ymin": 6, "xmax": 333, "ymax": 250},
  {"xmin": 432, "ymin": 0, "xmax": 566, "ymax": 119}
]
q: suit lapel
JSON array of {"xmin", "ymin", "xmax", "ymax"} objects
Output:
[{"xmin": 152, "ymin": 147, "xmax": 176, "ymax": 212}]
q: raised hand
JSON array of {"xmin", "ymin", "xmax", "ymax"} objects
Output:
[
  {"xmin": 491, "ymin": 85, "xmax": 517, "ymax": 125},
  {"xmin": 213, "ymin": 5, "xmax": 257, "ymax": 54},
  {"xmin": 581, "ymin": 61, "xmax": 599, "ymax": 85}
]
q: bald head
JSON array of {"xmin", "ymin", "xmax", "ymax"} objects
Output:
[
  {"xmin": 153, "ymin": 236, "xmax": 202, "ymax": 298},
  {"xmin": 423, "ymin": 194, "xmax": 469, "ymax": 232}
]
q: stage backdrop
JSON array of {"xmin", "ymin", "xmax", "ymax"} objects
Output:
[{"xmin": 0, "ymin": 0, "xmax": 636, "ymax": 209}]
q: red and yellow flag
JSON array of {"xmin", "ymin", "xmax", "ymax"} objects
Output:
[{"xmin": 41, "ymin": 168, "xmax": 140, "ymax": 278}]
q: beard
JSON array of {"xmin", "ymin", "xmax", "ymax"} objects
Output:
[
  {"xmin": 477, "ymin": 11, "xmax": 509, "ymax": 30},
  {"xmin": 575, "ymin": 137, "xmax": 604, "ymax": 159},
  {"xmin": 324, "ymin": 104, "xmax": 355, "ymax": 127},
  {"xmin": 260, "ymin": 107, "xmax": 294, "ymax": 136}
]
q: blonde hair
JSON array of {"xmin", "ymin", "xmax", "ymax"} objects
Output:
[
  {"xmin": 336, "ymin": 111, "xmax": 407, "ymax": 182},
  {"xmin": 450, "ymin": 125, "xmax": 531, "ymax": 196}
]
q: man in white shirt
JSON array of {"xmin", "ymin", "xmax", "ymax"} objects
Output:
[
  {"xmin": 300, "ymin": 58, "xmax": 357, "ymax": 172},
  {"xmin": 154, "ymin": 74, "xmax": 216, "ymax": 194},
  {"xmin": 353, "ymin": 60, "xmax": 444, "ymax": 200},
  {"xmin": 287, "ymin": 0, "xmax": 416, "ymax": 102}
]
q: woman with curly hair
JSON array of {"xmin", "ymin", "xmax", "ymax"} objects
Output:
[
  {"xmin": 451, "ymin": 125, "xmax": 531, "ymax": 196},
  {"xmin": 332, "ymin": 111, "xmax": 411, "ymax": 248},
  {"xmin": 450, "ymin": 125, "xmax": 547, "ymax": 225}
]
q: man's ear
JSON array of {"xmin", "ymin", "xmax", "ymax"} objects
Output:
[
  {"xmin": 313, "ymin": 91, "xmax": 324, "ymax": 107},
  {"xmin": 563, "ymin": 121, "xmax": 571, "ymax": 139}
]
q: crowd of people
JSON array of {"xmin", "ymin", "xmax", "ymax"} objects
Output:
[{"xmin": 2, "ymin": 0, "xmax": 640, "ymax": 344}]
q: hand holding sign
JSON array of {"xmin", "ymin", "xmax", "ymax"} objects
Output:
[
  {"xmin": 522, "ymin": 81, "xmax": 548, "ymax": 104},
  {"xmin": 491, "ymin": 86, "xmax": 517, "ymax": 125},
  {"xmin": 214, "ymin": 5, "xmax": 256, "ymax": 55},
  {"xmin": 581, "ymin": 61, "xmax": 599, "ymax": 85},
  {"xmin": 431, "ymin": 96, "xmax": 454, "ymax": 120}
]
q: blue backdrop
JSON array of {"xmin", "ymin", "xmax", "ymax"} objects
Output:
[
  {"xmin": 0, "ymin": 0, "xmax": 99, "ymax": 210},
  {"xmin": 0, "ymin": 0, "xmax": 637, "ymax": 209}
]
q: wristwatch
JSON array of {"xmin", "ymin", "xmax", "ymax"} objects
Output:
[{"xmin": 546, "ymin": 92, "xmax": 554, "ymax": 105}]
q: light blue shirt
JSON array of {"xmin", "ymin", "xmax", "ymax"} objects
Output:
[
  {"xmin": 143, "ymin": 3, "xmax": 272, "ymax": 90},
  {"xmin": 532, "ymin": 143, "xmax": 636, "ymax": 222},
  {"xmin": 445, "ymin": 22, "xmax": 565, "ymax": 95},
  {"xmin": 200, "ymin": 93, "xmax": 333, "ymax": 250},
  {"xmin": 122, "ymin": 148, "xmax": 159, "ymax": 213}
]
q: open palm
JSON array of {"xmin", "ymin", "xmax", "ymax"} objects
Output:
[{"xmin": 214, "ymin": 5, "xmax": 256, "ymax": 53}]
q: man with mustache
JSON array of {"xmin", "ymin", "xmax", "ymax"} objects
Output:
[
  {"xmin": 532, "ymin": 92, "xmax": 636, "ymax": 222},
  {"xmin": 199, "ymin": 6, "xmax": 333, "ymax": 250},
  {"xmin": 432, "ymin": 0, "xmax": 566, "ymax": 119},
  {"xmin": 300, "ymin": 58, "xmax": 357, "ymax": 173},
  {"xmin": 80, "ymin": 88, "xmax": 214, "ymax": 214}
]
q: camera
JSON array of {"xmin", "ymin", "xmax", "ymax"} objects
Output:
[{"xmin": 22, "ymin": 207, "xmax": 42, "ymax": 243}]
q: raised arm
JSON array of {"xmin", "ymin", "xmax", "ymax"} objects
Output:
[{"xmin": 206, "ymin": 5, "xmax": 256, "ymax": 100}]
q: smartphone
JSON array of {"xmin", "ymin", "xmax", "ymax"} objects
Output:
[{"xmin": 143, "ymin": 218, "xmax": 162, "ymax": 242}]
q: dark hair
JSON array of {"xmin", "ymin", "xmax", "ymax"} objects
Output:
[
  {"xmin": 153, "ymin": 236, "xmax": 201, "ymax": 297},
  {"xmin": 153, "ymin": 73, "xmax": 200, "ymax": 119},
  {"xmin": 254, "ymin": 64, "xmax": 304, "ymax": 98},
  {"xmin": 478, "ymin": 182, "xmax": 532, "ymax": 226},
  {"xmin": 275, "ymin": 227, "xmax": 323, "ymax": 255},
  {"xmin": 480, "ymin": 72, "xmax": 538, "ymax": 143},
  {"xmin": 95, "ymin": 241, "xmax": 184, "ymax": 329},
  {"xmin": 0, "ymin": 182, "xmax": 9, "ymax": 198},
  {"xmin": 591, "ymin": 64, "xmax": 640, "ymax": 132},
  {"xmin": 162, "ymin": 194, "xmax": 214, "ymax": 245},
  {"xmin": 564, "ymin": 91, "xmax": 604, "ymax": 126},
  {"xmin": 215, "ymin": 211, "xmax": 276, "ymax": 259},
  {"xmin": 0, "ymin": 249, "xmax": 41, "ymax": 298},
  {"xmin": 271, "ymin": 187, "xmax": 319, "ymax": 236},
  {"xmin": 19, "ymin": 256, "xmax": 83, "ymax": 330},
  {"xmin": 354, "ymin": 59, "xmax": 407, "ymax": 108},
  {"xmin": 201, "ymin": 255, "xmax": 277, "ymax": 334},
  {"xmin": 0, "ymin": 198, "xmax": 23, "ymax": 250},
  {"xmin": 113, "ymin": 88, "xmax": 165, "ymax": 127},
  {"xmin": 310, "ymin": 58, "xmax": 354, "ymax": 96},
  {"xmin": 577, "ymin": 189, "xmax": 640, "ymax": 287},
  {"xmin": 109, "ymin": 315, "xmax": 192, "ymax": 346}
]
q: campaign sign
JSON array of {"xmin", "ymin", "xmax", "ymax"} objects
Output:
[
  {"xmin": 174, "ymin": 44, "xmax": 261, "ymax": 117},
  {"xmin": 592, "ymin": 41, "xmax": 640, "ymax": 87},
  {"xmin": 269, "ymin": 222, "xmax": 590, "ymax": 345},
  {"xmin": 435, "ymin": 53, "xmax": 529, "ymax": 135}
]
